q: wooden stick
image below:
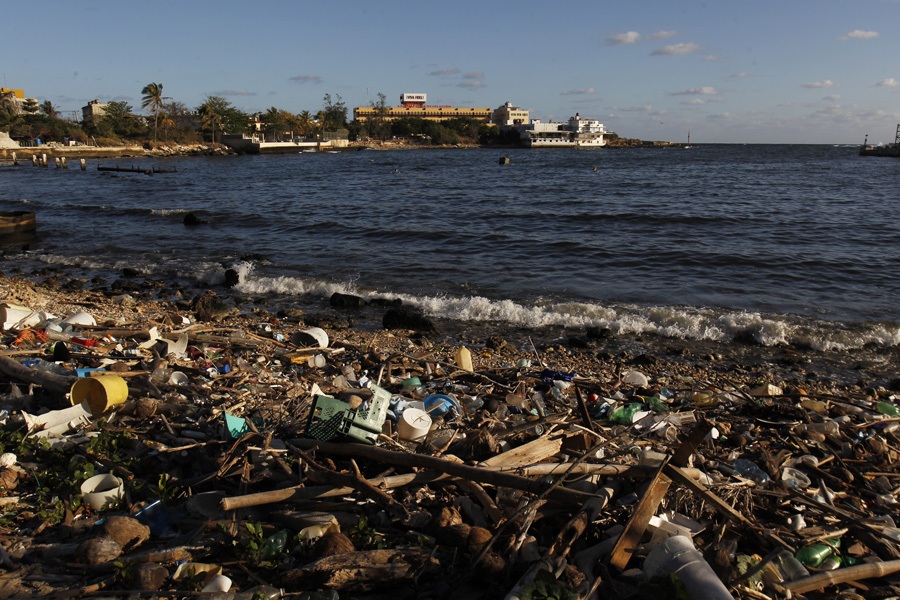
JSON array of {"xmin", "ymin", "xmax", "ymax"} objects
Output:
[
  {"xmin": 0, "ymin": 355, "xmax": 75, "ymax": 395},
  {"xmin": 784, "ymin": 558, "xmax": 900, "ymax": 594},
  {"xmin": 288, "ymin": 438, "xmax": 594, "ymax": 506}
]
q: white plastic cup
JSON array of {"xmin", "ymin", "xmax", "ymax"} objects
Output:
[
  {"xmin": 80, "ymin": 473, "xmax": 124, "ymax": 510},
  {"xmin": 201, "ymin": 574, "xmax": 233, "ymax": 592},
  {"xmin": 292, "ymin": 327, "xmax": 329, "ymax": 348}
]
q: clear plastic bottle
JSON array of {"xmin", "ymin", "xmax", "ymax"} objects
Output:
[
  {"xmin": 773, "ymin": 548, "xmax": 810, "ymax": 581},
  {"xmin": 732, "ymin": 458, "xmax": 771, "ymax": 486}
]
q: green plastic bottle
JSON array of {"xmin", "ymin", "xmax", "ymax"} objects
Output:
[
  {"xmin": 608, "ymin": 402, "xmax": 643, "ymax": 424},
  {"xmin": 876, "ymin": 401, "xmax": 900, "ymax": 418},
  {"xmin": 795, "ymin": 538, "xmax": 840, "ymax": 568}
]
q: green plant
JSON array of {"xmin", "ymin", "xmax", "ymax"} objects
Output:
[
  {"xmin": 237, "ymin": 521, "xmax": 265, "ymax": 563},
  {"xmin": 348, "ymin": 517, "xmax": 388, "ymax": 549},
  {"xmin": 153, "ymin": 473, "xmax": 182, "ymax": 502}
]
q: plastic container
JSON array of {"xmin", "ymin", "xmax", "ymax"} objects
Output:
[
  {"xmin": 732, "ymin": 458, "xmax": 770, "ymax": 486},
  {"xmin": 804, "ymin": 421, "xmax": 840, "ymax": 436},
  {"xmin": 454, "ymin": 346, "xmax": 473, "ymax": 371},
  {"xmin": 876, "ymin": 402, "xmax": 900, "ymax": 417},
  {"xmin": 772, "ymin": 548, "xmax": 809, "ymax": 581},
  {"xmin": 643, "ymin": 535, "xmax": 733, "ymax": 600},
  {"xmin": 80, "ymin": 473, "xmax": 124, "ymax": 510},
  {"xmin": 70, "ymin": 375, "xmax": 129, "ymax": 416},
  {"xmin": 609, "ymin": 402, "xmax": 643, "ymax": 425},
  {"xmin": 795, "ymin": 539, "xmax": 839, "ymax": 568},
  {"xmin": 397, "ymin": 407, "xmax": 432, "ymax": 442},
  {"xmin": 781, "ymin": 467, "xmax": 811, "ymax": 490}
]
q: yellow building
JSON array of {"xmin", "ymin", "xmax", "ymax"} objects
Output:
[
  {"xmin": 353, "ymin": 93, "xmax": 491, "ymax": 123},
  {"xmin": 0, "ymin": 88, "xmax": 25, "ymax": 99}
]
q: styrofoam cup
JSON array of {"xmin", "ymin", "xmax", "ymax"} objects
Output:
[
  {"xmin": 80, "ymin": 473, "xmax": 124, "ymax": 510},
  {"xmin": 397, "ymin": 408, "xmax": 432, "ymax": 442}
]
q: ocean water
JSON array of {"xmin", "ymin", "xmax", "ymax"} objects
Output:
[{"xmin": 2, "ymin": 144, "xmax": 899, "ymax": 354}]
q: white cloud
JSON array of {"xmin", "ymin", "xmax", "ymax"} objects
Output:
[
  {"xmin": 616, "ymin": 104, "xmax": 654, "ymax": 112},
  {"xmin": 876, "ymin": 78, "xmax": 900, "ymax": 87},
  {"xmin": 682, "ymin": 98, "xmax": 707, "ymax": 105},
  {"xmin": 823, "ymin": 94, "xmax": 841, "ymax": 102},
  {"xmin": 649, "ymin": 30, "xmax": 677, "ymax": 40},
  {"xmin": 670, "ymin": 86, "xmax": 718, "ymax": 95},
  {"xmin": 463, "ymin": 71, "xmax": 484, "ymax": 80},
  {"xmin": 561, "ymin": 88, "xmax": 596, "ymax": 96},
  {"xmin": 288, "ymin": 74, "xmax": 322, "ymax": 84},
  {"xmin": 731, "ymin": 72, "xmax": 751, "ymax": 79},
  {"xmin": 839, "ymin": 29, "xmax": 878, "ymax": 40},
  {"xmin": 213, "ymin": 89, "xmax": 257, "ymax": 96},
  {"xmin": 801, "ymin": 80, "xmax": 835, "ymax": 89},
  {"xmin": 429, "ymin": 68, "xmax": 461, "ymax": 76},
  {"xmin": 606, "ymin": 31, "xmax": 641, "ymax": 45},
  {"xmin": 458, "ymin": 80, "xmax": 485, "ymax": 89},
  {"xmin": 651, "ymin": 42, "xmax": 701, "ymax": 56}
]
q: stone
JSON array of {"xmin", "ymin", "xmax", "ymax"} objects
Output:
[
  {"xmin": 132, "ymin": 563, "xmax": 169, "ymax": 591},
  {"xmin": 329, "ymin": 292, "xmax": 365, "ymax": 308},
  {"xmin": 382, "ymin": 306, "xmax": 436, "ymax": 332},
  {"xmin": 77, "ymin": 537, "xmax": 122, "ymax": 565},
  {"xmin": 101, "ymin": 516, "xmax": 150, "ymax": 550}
]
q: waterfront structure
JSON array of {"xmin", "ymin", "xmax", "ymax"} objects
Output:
[
  {"xmin": 81, "ymin": 99, "xmax": 108, "ymax": 127},
  {"xmin": 493, "ymin": 101, "xmax": 530, "ymax": 126},
  {"xmin": 353, "ymin": 93, "xmax": 492, "ymax": 123},
  {"xmin": 519, "ymin": 113, "xmax": 606, "ymax": 147}
]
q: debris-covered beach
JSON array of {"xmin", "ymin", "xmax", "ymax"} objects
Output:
[{"xmin": 1, "ymin": 270, "xmax": 899, "ymax": 599}]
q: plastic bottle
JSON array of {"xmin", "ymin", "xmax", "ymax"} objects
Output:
[
  {"xmin": 876, "ymin": 402, "xmax": 900, "ymax": 417},
  {"xmin": 773, "ymin": 548, "xmax": 810, "ymax": 581},
  {"xmin": 732, "ymin": 458, "xmax": 770, "ymax": 486},
  {"xmin": 803, "ymin": 420, "xmax": 840, "ymax": 437},
  {"xmin": 609, "ymin": 402, "xmax": 643, "ymax": 425},
  {"xmin": 781, "ymin": 467, "xmax": 811, "ymax": 490},
  {"xmin": 454, "ymin": 346, "xmax": 473, "ymax": 371},
  {"xmin": 643, "ymin": 535, "xmax": 733, "ymax": 600},
  {"xmin": 259, "ymin": 530, "xmax": 289, "ymax": 560},
  {"xmin": 795, "ymin": 539, "xmax": 840, "ymax": 568}
]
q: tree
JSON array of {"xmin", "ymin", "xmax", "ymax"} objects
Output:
[
  {"xmin": 0, "ymin": 90, "xmax": 18, "ymax": 127},
  {"xmin": 141, "ymin": 82, "xmax": 169, "ymax": 142},
  {"xmin": 197, "ymin": 96, "xmax": 249, "ymax": 143},
  {"xmin": 262, "ymin": 106, "xmax": 286, "ymax": 140},
  {"xmin": 40, "ymin": 100, "xmax": 57, "ymax": 118},
  {"xmin": 21, "ymin": 98, "xmax": 39, "ymax": 115},
  {"xmin": 368, "ymin": 93, "xmax": 390, "ymax": 141},
  {"xmin": 321, "ymin": 93, "xmax": 347, "ymax": 131},
  {"xmin": 296, "ymin": 110, "xmax": 315, "ymax": 138}
]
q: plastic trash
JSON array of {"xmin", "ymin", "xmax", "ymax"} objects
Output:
[
  {"xmin": 781, "ymin": 466, "xmax": 811, "ymax": 490},
  {"xmin": 772, "ymin": 547, "xmax": 810, "ymax": 581},
  {"xmin": 732, "ymin": 459, "xmax": 770, "ymax": 486},
  {"xmin": 795, "ymin": 539, "xmax": 840, "ymax": 568},
  {"xmin": 621, "ymin": 370, "xmax": 649, "ymax": 387},
  {"xmin": 608, "ymin": 402, "xmax": 644, "ymax": 425},
  {"xmin": 876, "ymin": 401, "xmax": 900, "ymax": 417},
  {"xmin": 454, "ymin": 346, "xmax": 473, "ymax": 371},
  {"xmin": 643, "ymin": 535, "xmax": 733, "ymax": 600}
]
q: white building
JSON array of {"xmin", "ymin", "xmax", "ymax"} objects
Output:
[
  {"xmin": 520, "ymin": 113, "xmax": 606, "ymax": 147},
  {"xmin": 493, "ymin": 101, "xmax": 530, "ymax": 126}
]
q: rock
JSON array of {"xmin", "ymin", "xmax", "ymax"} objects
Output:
[
  {"xmin": 330, "ymin": 292, "xmax": 365, "ymax": 308},
  {"xmin": 77, "ymin": 537, "xmax": 122, "ymax": 565},
  {"xmin": 467, "ymin": 526, "xmax": 492, "ymax": 553},
  {"xmin": 183, "ymin": 212, "xmax": 204, "ymax": 226},
  {"xmin": 191, "ymin": 292, "xmax": 238, "ymax": 322},
  {"xmin": 223, "ymin": 269, "xmax": 240, "ymax": 288},
  {"xmin": 312, "ymin": 531, "xmax": 356, "ymax": 558},
  {"xmin": 101, "ymin": 516, "xmax": 150, "ymax": 550},
  {"xmin": 436, "ymin": 523, "xmax": 471, "ymax": 547},
  {"xmin": 434, "ymin": 506, "xmax": 463, "ymax": 529},
  {"xmin": 382, "ymin": 306, "xmax": 436, "ymax": 332},
  {"xmin": 132, "ymin": 563, "xmax": 169, "ymax": 591}
]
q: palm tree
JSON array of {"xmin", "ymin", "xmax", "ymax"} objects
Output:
[
  {"xmin": 40, "ymin": 100, "xmax": 57, "ymax": 118},
  {"xmin": 141, "ymin": 82, "xmax": 169, "ymax": 142},
  {"xmin": 198, "ymin": 96, "xmax": 229, "ymax": 144}
]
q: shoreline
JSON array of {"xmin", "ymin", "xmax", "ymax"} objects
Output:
[{"xmin": 1, "ymin": 272, "xmax": 900, "ymax": 597}]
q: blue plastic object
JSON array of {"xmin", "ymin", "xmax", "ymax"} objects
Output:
[{"xmin": 423, "ymin": 394, "xmax": 461, "ymax": 418}]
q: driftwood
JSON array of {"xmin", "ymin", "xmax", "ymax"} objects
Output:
[
  {"xmin": 784, "ymin": 558, "xmax": 900, "ymax": 594},
  {"xmin": 0, "ymin": 355, "xmax": 75, "ymax": 395},
  {"xmin": 608, "ymin": 421, "xmax": 712, "ymax": 569},
  {"xmin": 284, "ymin": 548, "xmax": 440, "ymax": 589},
  {"xmin": 288, "ymin": 438, "xmax": 594, "ymax": 506}
]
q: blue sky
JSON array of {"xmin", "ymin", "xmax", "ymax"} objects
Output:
[{"xmin": 5, "ymin": 0, "xmax": 900, "ymax": 144}]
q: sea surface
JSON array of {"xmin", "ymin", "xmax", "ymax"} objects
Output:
[{"xmin": 2, "ymin": 144, "xmax": 899, "ymax": 358}]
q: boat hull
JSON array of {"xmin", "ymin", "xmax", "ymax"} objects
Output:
[{"xmin": 0, "ymin": 211, "xmax": 36, "ymax": 235}]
